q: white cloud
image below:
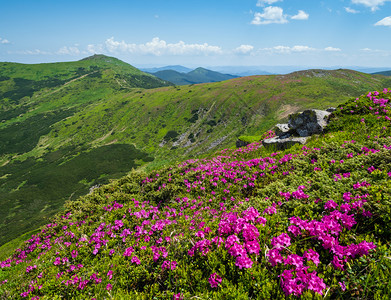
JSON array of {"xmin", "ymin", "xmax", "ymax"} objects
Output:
[
  {"xmin": 234, "ymin": 45, "xmax": 254, "ymax": 54},
  {"xmin": 325, "ymin": 46, "xmax": 342, "ymax": 51},
  {"xmin": 15, "ymin": 49, "xmax": 51, "ymax": 55},
  {"xmin": 360, "ymin": 48, "xmax": 385, "ymax": 52},
  {"xmin": 256, "ymin": 0, "xmax": 281, "ymax": 7},
  {"xmin": 291, "ymin": 45, "xmax": 315, "ymax": 52},
  {"xmin": 351, "ymin": 0, "xmax": 391, "ymax": 11},
  {"xmin": 57, "ymin": 46, "xmax": 81, "ymax": 55},
  {"xmin": 251, "ymin": 6, "xmax": 288, "ymax": 25},
  {"xmin": 0, "ymin": 38, "xmax": 10, "ymax": 44},
  {"xmin": 271, "ymin": 45, "xmax": 291, "ymax": 53},
  {"xmin": 345, "ymin": 7, "xmax": 360, "ymax": 13},
  {"xmin": 291, "ymin": 10, "xmax": 309, "ymax": 20},
  {"xmin": 89, "ymin": 37, "xmax": 222, "ymax": 56},
  {"xmin": 87, "ymin": 43, "xmax": 105, "ymax": 54},
  {"xmin": 375, "ymin": 16, "xmax": 391, "ymax": 26},
  {"xmin": 261, "ymin": 45, "xmax": 315, "ymax": 54}
]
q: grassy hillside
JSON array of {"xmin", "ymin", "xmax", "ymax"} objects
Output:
[
  {"xmin": 372, "ymin": 70, "xmax": 391, "ymax": 76},
  {"xmin": 0, "ymin": 88, "xmax": 390, "ymax": 299},
  {"xmin": 1, "ymin": 59, "xmax": 391, "ymax": 247},
  {"xmin": 0, "ymin": 55, "xmax": 171, "ymax": 245},
  {"xmin": 151, "ymin": 67, "xmax": 237, "ymax": 85},
  {"xmin": 152, "ymin": 70, "xmax": 194, "ymax": 85}
]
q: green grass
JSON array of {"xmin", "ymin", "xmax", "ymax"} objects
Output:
[
  {"xmin": 0, "ymin": 229, "xmax": 41, "ymax": 261},
  {"xmin": 0, "ymin": 88, "xmax": 390, "ymax": 299},
  {"xmin": 1, "ymin": 55, "xmax": 391, "ymax": 248}
]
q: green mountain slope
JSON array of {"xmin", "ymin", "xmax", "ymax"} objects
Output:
[
  {"xmin": 142, "ymin": 65, "xmax": 193, "ymax": 73},
  {"xmin": 0, "ymin": 88, "xmax": 390, "ymax": 299},
  {"xmin": 372, "ymin": 70, "xmax": 391, "ymax": 76},
  {"xmin": 0, "ymin": 54, "xmax": 172, "ymax": 126},
  {"xmin": 0, "ymin": 55, "xmax": 171, "ymax": 245},
  {"xmin": 187, "ymin": 67, "xmax": 237, "ymax": 82},
  {"xmin": 1, "ymin": 59, "xmax": 391, "ymax": 246},
  {"xmin": 152, "ymin": 70, "xmax": 194, "ymax": 85},
  {"xmin": 151, "ymin": 67, "xmax": 237, "ymax": 85}
]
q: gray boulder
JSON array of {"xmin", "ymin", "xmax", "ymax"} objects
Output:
[
  {"xmin": 274, "ymin": 123, "xmax": 291, "ymax": 137},
  {"xmin": 262, "ymin": 136, "xmax": 308, "ymax": 150},
  {"xmin": 288, "ymin": 109, "xmax": 331, "ymax": 137}
]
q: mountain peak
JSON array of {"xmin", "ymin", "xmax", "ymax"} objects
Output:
[
  {"xmin": 191, "ymin": 67, "xmax": 208, "ymax": 73},
  {"xmin": 80, "ymin": 54, "xmax": 112, "ymax": 61},
  {"xmin": 79, "ymin": 54, "xmax": 127, "ymax": 65}
]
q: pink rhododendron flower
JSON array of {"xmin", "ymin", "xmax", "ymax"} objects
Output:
[
  {"xmin": 263, "ymin": 205, "xmax": 277, "ymax": 215},
  {"xmin": 227, "ymin": 243, "xmax": 246, "ymax": 257},
  {"xmin": 332, "ymin": 256, "xmax": 345, "ymax": 270},
  {"xmin": 242, "ymin": 223, "xmax": 259, "ymax": 242},
  {"xmin": 208, "ymin": 273, "xmax": 222, "ymax": 288},
  {"xmin": 131, "ymin": 256, "xmax": 141, "ymax": 265},
  {"xmin": 324, "ymin": 200, "xmax": 338, "ymax": 210},
  {"xmin": 271, "ymin": 233, "xmax": 291, "ymax": 249},
  {"xmin": 303, "ymin": 249, "xmax": 320, "ymax": 266},
  {"xmin": 340, "ymin": 203, "xmax": 351, "ymax": 213},
  {"xmin": 256, "ymin": 217, "xmax": 267, "ymax": 226},
  {"xmin": 173, "ymin": 293, "xmax": 184, "ymax": 300},
  {"xmin": 235, "ymin": 255, "xmax": 253, "ymax": 269},
  {"xmin": 284, "ymin": 254, "xmax": 303, "ymax": 268},
  {"xmin": 162, "ymin": 260, "xmax": 177, "ymax": 271},
  {"xmin": 307, "ymin": 272, "xmax": 326, "ymax": 295},
  {"xmin": 225, "ymin": 235, "xmax": 240, "ymax": 249},
  {"xmin": 123, "ymin": 247, "xmax": 134, "ymax": 257},
  {"xmin": 107, "ymin": 270, "xmax": 113, "ymax": 280},
  {"xmin": 242, "ymin": 207, "xmax": 260, "ymax": 222},
  {"xmin": 287, "ymin": 225, "xmax": 301, "ymax": 237},
  {"xmin": 267, "ymin": 249, "xmax": 283, "ymax": 266},
  {"xmin": 245, "ymin": 240, "xmax": 260, "ymax": 255},
  {"xmin": 362, "ymin": 209, "xmax": 372, "ymax": 217}
]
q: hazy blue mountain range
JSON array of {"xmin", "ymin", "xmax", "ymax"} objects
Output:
[
  {"xmin": 151, "ymin": 67, "xmax": 238, "ymax": 85},
  {"xmin": 372, "ymin": 70, "xmax": 391, "ymax": 76},
  {"xmin": 141, "ymin": 65, "xmax": 193, "ymax": 73}
]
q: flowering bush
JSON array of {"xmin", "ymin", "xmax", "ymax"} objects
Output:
[{"xmin": 0, "ymin": 89, "xmax": 390, "ymax": 299}]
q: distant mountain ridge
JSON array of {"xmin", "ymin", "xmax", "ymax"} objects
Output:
[
  {"xmin": 141, "ymin": 65, "xmax": 193, "ymax": 73},
  {"xmin": 372, "ymin": 70, "xmax": 391, "ymax": 76},
  {"xmin": 151, "ymin": 67, "xmax": 238, "ymax": 85}
]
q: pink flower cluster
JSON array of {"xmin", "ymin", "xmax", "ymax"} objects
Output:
[
  {"xmin": 161, "ymin": 260, "xmax": 177, "ymax": 271},
  {"xmin": 268, "ymin": 181, "xmax": 377, "ymax": 296},
  {"xmin": 208, "ymin": 272, "xmax": 222, "ymax": 288}
]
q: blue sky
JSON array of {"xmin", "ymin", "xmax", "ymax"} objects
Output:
[{"xmin": 1, "ymin": 0, "xmax": 391, "ymax": 68}]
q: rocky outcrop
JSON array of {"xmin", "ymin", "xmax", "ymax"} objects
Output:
[
  {"xmin": 274, "ymin": 123, "xmax": 292, "ymax": 137},
  {"xmin": 326, "ymin": 107, "xmax": 336, "ymax": 113},
  {"xmin": 262, "ymin": 109, "xmax": 331, "ymax": 149},
  {"xmin": 262, "ymin": 136, "xmax": 308, "ymax": 150},
  {"xmin": 288, "ymin": 109, "xmax": 331, "ymax": 137}
]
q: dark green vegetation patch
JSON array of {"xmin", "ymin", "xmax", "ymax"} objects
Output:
[
  {"xmin": 0, "ymin": 109, "xmax": 75, "ymax": 155},
  {"xmin": 0, "ymin": 144, "xmax": 153, "ymax": 245}
]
